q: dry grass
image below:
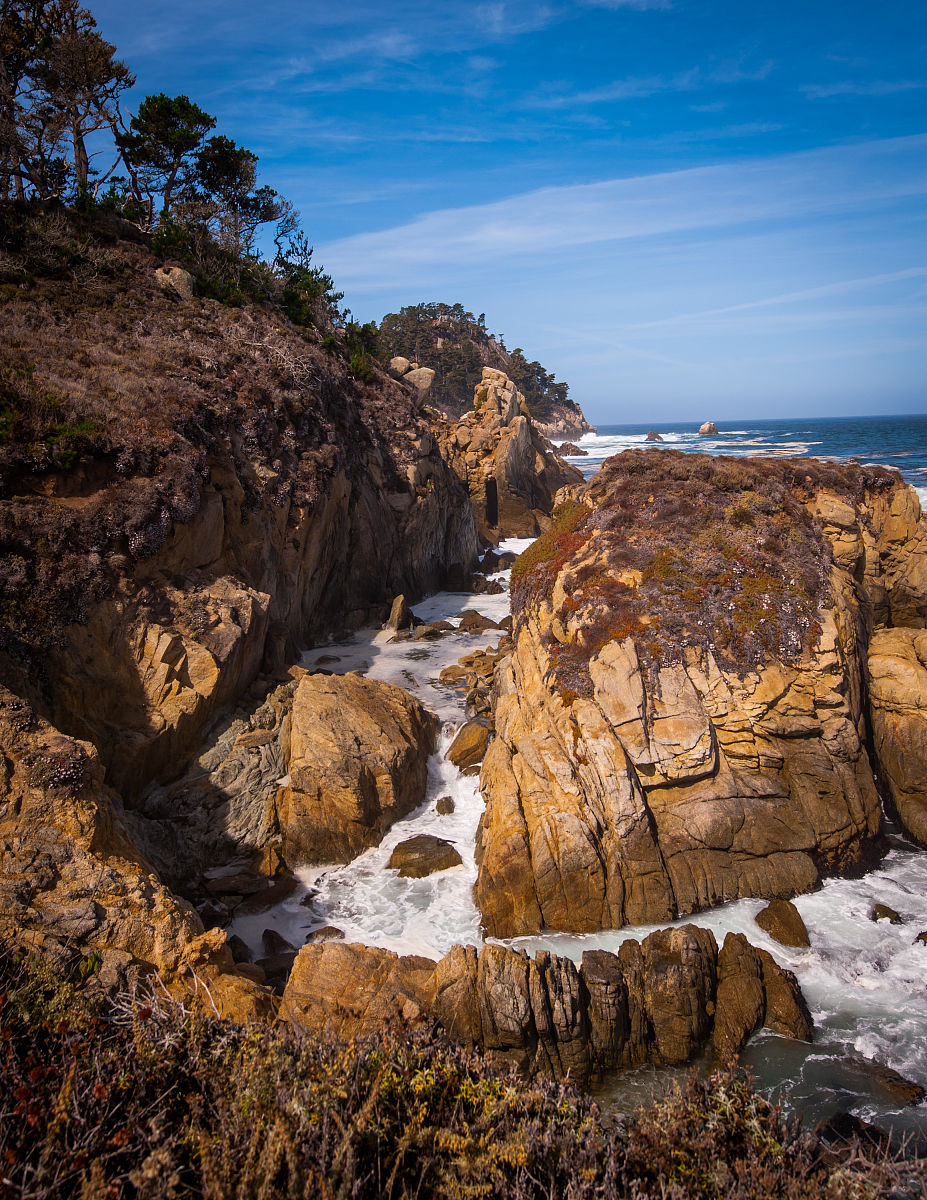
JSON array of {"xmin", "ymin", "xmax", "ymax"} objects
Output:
[
  {"xmin": 1, "ymin": 945, "xmax": 922, "ymax": 1200},
  {"xmin": 511, "ymin": 448, "xmax": 900, "ymax": 698}
]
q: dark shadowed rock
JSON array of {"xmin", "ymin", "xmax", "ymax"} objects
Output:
[
  {"xmin": 388, "ymin": 834, "xmax": 463, "ymax": 878},
  {"xmin": 436, "ymin": 795, "xmax": 455, "ymax": 815},
  {"xmin": 755, "ymin": 899, "xmax": 811, "ymax": 947},
  {"xmin": 871, "ymin": 903, "xmax": 903, "ymax": 925},
  {"xmin": 645, "ymin": 431, "xmax": 663, "ymax": 442},
  {"xmin": 558, "ymin": 441, "xmax": 589, "ymax": 456}
]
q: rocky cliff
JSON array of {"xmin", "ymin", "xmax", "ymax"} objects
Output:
[
  {"xmin": 476, "ymin": 450, "xmax": 927, "ymax": 937},
  {"xmin": 0, "ymin": 213, "xmax": 478, "ymax": 995},
  {"xmin": 439, "ymin": 367, "xmax": 584, "ymax": 541}
]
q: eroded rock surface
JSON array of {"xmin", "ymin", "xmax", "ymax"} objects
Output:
[
  {"xmin": 279, "ymin": 673, "xmax": 437, "ymax": 864},
  {"xmin": 868, "ymin": 627, "xmax": 927, "ymax": 844},
  {"xmin": 281, "ymin": 925, "xmax": 811, "ymax": 1084},
  {"xmin": 476, "ymin": 451, "xmax": 927, "ymax": 936},
  {"xmin": 440, "ymin": 367, "xmax": 582, "ymax": 540}
]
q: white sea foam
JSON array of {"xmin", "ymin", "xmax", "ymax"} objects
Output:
[{"xmin": 229, "ymin": 531, "xmax": 927, "ymax": 1135}]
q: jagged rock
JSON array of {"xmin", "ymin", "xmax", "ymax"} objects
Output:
[
  {"xmin": 447, "ymin": 720, "xmax": 490, "ymax": 771},
  {"xmin": 385, "ymin": 594, "xmax": 415, "ymax": 631},
  {"xmin": 262, "ymin": 928, "xmax": 296, "ymax": 956},
  {"xmin": 439, "ymin": 367, "xmax": 583, "ymax": 539},
  {"xmin": 278, "ymin": 673, "xmax": 438, "ymax": 864},
  {"xmin": 871, "ymin": 903, "xmax": 903, "ymax": 924},
  {"xmin": 869, "ymin": 627, "xmax": 927, "ymax": 844},
  {"xmin": 558, "ymin": 441, "xmax": 589, "ymax": 456},
  {"xmin": 388, "ymin": 834, "xmax": 463, "ymax": 877},
  {"xmin": 698, "ymin": 421, "xmax": 718, "ymax": 435},
  {"xmin": 228, "ymin": 934, "xmax": 252, "ymax": 963},
  {"xmin": 475, "ymin": 451, "xmax": 927, "ymax": 938},
  {"xmin": 755, "ymin": 899, "xmax": 811, "ymax": 947},
  {"xmin": 279, "ymin": 942, "xmax": 436, "ymax": 1039},
  {"xmin": 756, "ymin": 947, "xmax": 812, "ymax": 1041},
  {"xmin": 645, "ymin": 432, "xmax": 663, "ymax": 442},
  {"xmin": 457, "ymin": 609, "xmax": 500, "ymax": 633},
  {"xmin": 916, "ymin": 930, "xmax": 927, "ymax": 945},
  {"xmin": 282, "ymin": 927, "xmax": 812, "ymax": 1084},
  {"xmin": 154, "ymin": 264, "xmax": 194, "ymax": 300},
  {"xmin": 435, "ymin": 795, "xmax": 455, "ymax": 814}
]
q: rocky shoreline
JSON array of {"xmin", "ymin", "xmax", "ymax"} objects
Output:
[{"xmin": 3, "ymin": 219, "xmax": 927, "ymax": 1122}]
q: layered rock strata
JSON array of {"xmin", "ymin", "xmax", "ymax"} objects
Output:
[
  {"xmin": 280, "ymin": 926, "xmax": 811, "ymax": 1085},
  {"xmin": 476, "ymin": 451, "xmax": 927, "ymax": 937},
  {"xmin": 440, "ymin": 368, "xmax": 583, "ymax": 540}
]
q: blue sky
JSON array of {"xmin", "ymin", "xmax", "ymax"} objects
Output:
[{"xmin": 88, "ymin": 0, "xmax": 926, "ymax": 423}]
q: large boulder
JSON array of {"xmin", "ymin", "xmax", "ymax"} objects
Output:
[
  {"xmin": 755, "ymin": 899, "xmax": 810, "ymax": 947},
  {"xmin": 278, "ymin": 673, "xmax": 438, "ymax": 863},
  {"xmin": 476, "ymin": 451, "xmax": 926, "ymax": 937},
  {"xmin": 698, "ymin": 421, "xmax": 718, "ymax": 435},
  {"xmin": 388, "ymin": 834, "xmax": 463, "ymax": 877}
]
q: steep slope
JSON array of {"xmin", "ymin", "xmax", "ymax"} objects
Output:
[
  {"xmin": 0, "ymin": 208, "xmax": 478, "ymax": 997},
  {"xmin": 475, "ymin": 450, "xmax": 927, "ymax": 936}
]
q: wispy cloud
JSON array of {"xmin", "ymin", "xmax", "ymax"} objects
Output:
[
  {"xmin": 626, "ymin": 268, "xmax": 927, "ymax": 330},
  {"xmin": 317, "ymin": 136, "xmax": 927, "ymax": 290},
  {"xmin": 802, "ymin": 79, "xmax": 927, "ymax": 99},
  {"xmin": 518, "ymin": 59, "xmax": 774, "ymax": 109}
]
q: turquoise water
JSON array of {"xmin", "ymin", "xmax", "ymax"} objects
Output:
[{"xmin": 568, "ymin": 414, "xmax": 927, "ymax": 505}]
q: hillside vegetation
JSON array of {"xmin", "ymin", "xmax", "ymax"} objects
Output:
[{"xmin": 379, "ymin": 301, "xmax": 590, "ymax": 428}]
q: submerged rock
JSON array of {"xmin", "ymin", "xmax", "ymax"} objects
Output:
[
  {"xmin": 755, "ymin": 899, "xmax": 811, "ymax": 947},
  {"xmin": 388, "ymin": 834, "xmax": 463, "ymax": 877},
  {"xmin": 871, "ymin": 903, "xmax": 903, "ymax": 925}
]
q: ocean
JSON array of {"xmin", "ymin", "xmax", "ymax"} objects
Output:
[{"xmin": 567, "ymin": 414, "xmax": 927, "ymax": 509}]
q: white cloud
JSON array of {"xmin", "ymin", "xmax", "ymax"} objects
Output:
[
  {"xmin": 317, "ymin": 136, "xmax": 927, "ymax": 291},
  {"xmin": 802, "ymin": 79, "xmax": 927, "ymax": 99}
]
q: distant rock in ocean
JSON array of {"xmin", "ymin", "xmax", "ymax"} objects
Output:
[{"xmin": 699, "ymin": 420, "xmax": 718, "ymax": 435}]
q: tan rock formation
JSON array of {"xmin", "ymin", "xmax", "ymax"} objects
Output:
[
  {"xmin": 0, "ymin": 687, "xmax": 272, "ymax": 1019},
  {"xmin": 279, "ymin": 673, "xmax": 437, "ymax": 864},
  {"xmin": 868, "ymin": 627, "xmax": 927, "ymax": 844},
  {"xmin": 281, "ymin": 926, "xmax": 810, "ymax": 1085},
  {"xmin": 476, "ymin": 451, "xmax": 927, "ymax": 937},
  {"xmin": 440, "ymin": 367, "xmax": 583, "ymax": 540}
]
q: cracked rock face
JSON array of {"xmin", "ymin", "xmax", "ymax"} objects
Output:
[
  {"xmin": 475, "ymin": 452, "xmax": 927, "ymax": 937},
  {"xmin": 280, "ymin": 926, "xmax": 811, "ymax": 1085},
  {"xmin": 439, "ymin": 367, "xmax": 583, "ymax": 541}
]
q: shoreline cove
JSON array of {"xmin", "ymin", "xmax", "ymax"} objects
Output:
[{"xmin": 233, "ymin": 532, "xmax": 927, "ymax": 1141}]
